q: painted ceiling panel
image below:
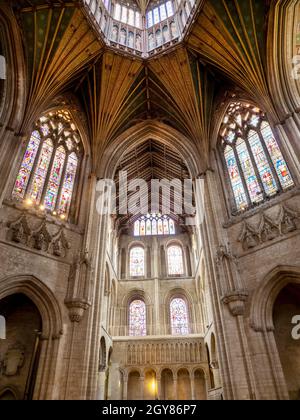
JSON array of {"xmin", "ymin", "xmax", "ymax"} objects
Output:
[
  {"xmin": 13, "ymin": 3, "xmax": 103, "ymax": 131},
  {"xmin": 79, "ymin": 51, "xmax": 143, "ymax": 171},
  {"xmin": 187, "ymin": 0, "xmax": 273, "ymax": 114}
]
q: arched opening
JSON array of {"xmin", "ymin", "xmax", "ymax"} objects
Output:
[
  {"xmin": 194, "ymin": 369, "xmax": 207, "ymax": 400},
  {"xmin": 273, "ymin": 283, "xmax": 300, "ymax": 400},
  {"xmin": 161, "ymin": 368, "xmax": 174, "ymax": 400},
  {"xmin": 0, "ymin": 293, "xmax": 42, "ymax": 400},
  {"xmin": 11, "ymin": 110, "xmax": 83, "ymax": 223},
  {"xmin": 177, "ymin": 368, "xmax": 191, "ymax": 400},
  {"xmin": 127, "ymin": 371, "xmax": 141, "ymax": 400},
  {"xmin": 206, "ymin": 343, "xmax": 215, "ymax": 389},
  {"xmin": 144, "ymin": 369, "xmax": 157, "ymax": 400},
  {"xmin": 99, "ymin": 337, "xmax": 107, "ymax": 372},
  {"xmin": 129, "ymin": 246, "xmax": 145, "ymax": 277},
  {"xmin": 219, "ymin": 102, "xmax": 294, "ymax": 214},
  {"xmin": 104, "ymin": 347, "xmax": 113, "ymax": 400},
  {"xmin": 128, "ymin": 299, "xmax": 147, "ymax": 337},
  {"xmin": 170, "ymin": 297, "xmax": 189, "ymax": 335},
  {"xmin": 0, "ymin": 388, "xmax": 17, "ymax": 400},
  {"xmin": 167, "ymin": 245, "xmax": 184, "ymax": 276}
]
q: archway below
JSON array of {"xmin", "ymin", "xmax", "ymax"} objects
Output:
[
  {"xmin": 0, "ymin": 293, "xmax": 42, "ymax": 400},
  {"xmin": 273, "ymin": 283, "xmax": 300, "ymax": 400}
]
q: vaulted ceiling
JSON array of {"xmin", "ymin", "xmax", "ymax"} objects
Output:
[
  {"xmin": 5, "ymin": 0, "xmax": 277, "ymax": 220},
  {"xmin": 114, "ymin": 139, "xmax": 191, "ymax": 230}
]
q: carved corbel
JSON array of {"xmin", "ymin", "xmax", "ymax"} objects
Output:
[
  {"xmin": 65, "ymin": 298, "xmax": 91, "ymax": 323},
  {"xmin": 221, "ymin": 290, "xmax": 249, "ymax": 316},
  {"xmin": 65, "ymin": 250, "xmax": 93, "ymax": 322}
]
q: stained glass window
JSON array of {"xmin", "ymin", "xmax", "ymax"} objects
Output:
[
  {"xmin": 130, "ymin": 247, "xmax": 145, "ymax": 277},
  {"xmin": 57, "ymin": 153, "xmax": 78, "ymax": 216},
  {"xmin": 13, "ymin": 131, "xmax": 41, "ymax": 199},
  {"xmin": 12, "ymin": 110, "xmax": 82, "ymax": 219},
  {"xmin": 29, "ymin": 139, "xmax": 54, "ymax": 203},
  {"xmin": 166, "ymin": 1, "xmax": 174, "ymax": 17},
  {"xmin": 44, "ymin": 146, "xmax": 66, "ymax": 211},
  {"xmin": 167, "ymin": 245, "xmax": 184, "ymax": 276},
  {"xmin": 134, "ymin": 214, "xmax": 176, "ymax": 236},
  {"xmin": 129, "ymin": 299, "xmax": 146, "ymax": 336},
  {"xmin": 220, "ymin": 102, "xmax": 294, "ymax": 212},
  {"xmin": 170, "ymin": 298, "xmax": 189, "ymax": 335}
]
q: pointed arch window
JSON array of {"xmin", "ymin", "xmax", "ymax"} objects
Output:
[
  {"xmin": 167, "ymin": 245, "xmax": 184, "ymax": 276},
  {"xmin": 220, "ymin": 103, "xmax": 294, "ymax": 212},
  {"xmin": 129, "ymin": 246, "xmax": 145, "ymax": 277},
  {"xmin": 12, "ymin": 110, "xmax": 83, "ymax": 219},
  {"xmin": 170, "ymin": 297, "xmax": 189, "ymax": 335},
  {"xmin": 129, "ymin": 299, "xmax": 146, "ymax": 336},
  {"xmin": 134, "ymin": 214, "xmax": 176, "ymax": 236}
]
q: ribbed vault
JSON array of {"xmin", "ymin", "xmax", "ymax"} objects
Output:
[{"xmin": 3, "ymin": 0, "xmax": 285, "ymax": 178}]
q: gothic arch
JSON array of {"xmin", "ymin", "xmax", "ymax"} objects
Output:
[
  {"xmin": 0, "ymin": 386, "xmax": 19, "ymax": 401},
  {"xmin": 127, "ymin": 242, "xmax": 147, "ymax": 279},
  {"xmin": 0, "ymin": 274, "xmax": 63, "ymax": 338},
  {"xmin": 0, "ymin": 5, "xmax": 26, "ymax": 131},
  {"xmin": 164, "ymin": 287, "xmax": 195, "ymax": 335},
  {"xmin": 250, "ymin": 265, "xmax": 300, "ymax": 332},
  {"xmin": 267, "ymin": 0, "xmax": 300, "ymax": 116},
  {"xmin": 99, "ymin": 336, "xmax": 107, "ymax": 372},
  {"xmin": 165, "ymin": 240, "xmax": 186, "ymax": 276},
  {"xmin": 122, "ymin": 289, "xmax": 153, "ymax": 336},
  {"xmin": 98, "ymin": 120, "xmax": 202, "ymax": 180},
  {"xmin": 0, "ymin": 274, "xmax": 63, "ymax": 400}
]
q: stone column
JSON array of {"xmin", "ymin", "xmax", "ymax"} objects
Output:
[
  {"xmin": 157, "ymin": 378, "xmax": 161, "ymax": 401},
  {"xmin": 173, "ymin": 373, "xmax": 178, "ymax": 400},
  {"xmin": 190, "ymin": 371, "xmax": 195, "ymax": 400},
  {"xmin": 140, "ymin": 375, "xmax": 145, "ymax": 400},
  {"xmin": 123, "ymin": 377, "xmax": 128, "ymax": 400}
]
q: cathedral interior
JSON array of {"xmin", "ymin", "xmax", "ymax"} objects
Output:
[{"xmin": 0, "ymin": 0, "xmax": 300, "ymax": 401}]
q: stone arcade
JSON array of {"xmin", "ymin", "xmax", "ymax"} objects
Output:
[{"xmin": 0, "ymin": 0, "xmax": 300, "ymax": 401}]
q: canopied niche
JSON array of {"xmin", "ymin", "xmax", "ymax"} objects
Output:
[
  {"xmin": 273, "ymin": 283, "xmax": 300, "ymax": 400},
  {"xmin": 0, "ymin": 293, "xmax": 42, "ymax": 400}
]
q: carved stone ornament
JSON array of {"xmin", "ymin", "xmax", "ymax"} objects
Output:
[
  {"xmin": 216, "ymin": 244, "xmax": 237, "ymax": 265},
  {"xmin": 65, "ymin": 299, "xmax": 91, "ymax": 323},
  {"xmin": 239, "ymin": 205, "xmax": 299, "ymax": 251},
  {"xmin": 7, "ymin": 214, "xmax": 71, "ymax": 257},
  {"xmin": 221, "ymin": 290, "xmax": 249, "ymax": 316},
  {"xmin": 52, "ymin": 227, "xmax": 71, "ymax": 257},
  {"xmin": 7, "ymin": 213, "xmax": 31, "ymax": 245},
  {"xmin": 32, "ymin": 220, "xmax": 52, "ymax": 251},
  {"xmin": 1, "ymin": 342, "xmax": 25, "ymax": 376}
]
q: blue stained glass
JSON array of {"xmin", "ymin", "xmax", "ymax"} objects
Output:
[
  {"xmin": 170, "ymin": 298, "xmax": 189, "ymax": 335},
  {"xmin": 224, "ymin": 145, "xmax": 248, "ymax": 210},
  {"xmin": 168, "ymin": 245, "xmax": 184, "ymax": 275},
  {"xmin": 58, "ymin": 153, "xmax": 78, "ymax": 216},
  {"xmin": 260, "ymin": 122, "xmax": 294, "ymax": 190},
  {"xmin": 129, "ymin": 300, "xmax": 146, "ymax": 336},
  {"xmin": 44, "ymin": 146, "xmax": 66, "ymax": 210},
  {"xmin": 130, "ymin": 247, "xmax": 145, "ymax": 277},
  {"xmin": 248, "ymin": 130, "xmax": 278, "ymax": 196},
  {"xmin": 134, "ymin": 214, "xmax": 175, "ymax": 236},
  {"xmin": 29, "ymin": 139, "xmax": 53, "ymax": 203},
  {"xmin": 236, "ymin": 138, "xmax": 263, "ymax": 204},
  {"xmin": 13, "ymin": 132, "xmax": 41, "ymax": 199}
]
